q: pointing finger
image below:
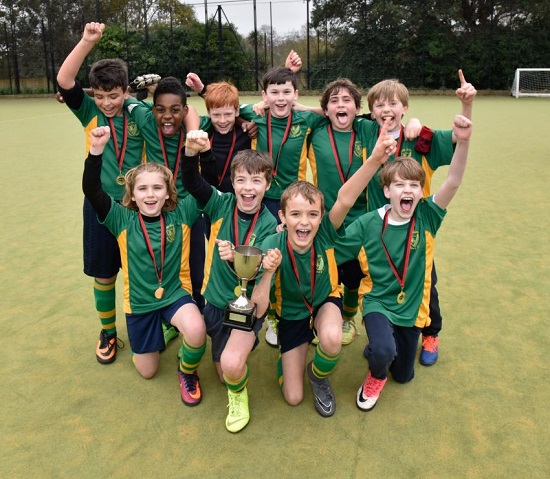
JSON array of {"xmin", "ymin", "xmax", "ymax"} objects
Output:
[{"xmin": 458, "ymin": 69, "xmax": 466, "ymax": 86}]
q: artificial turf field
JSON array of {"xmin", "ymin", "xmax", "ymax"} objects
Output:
[{"xmin": 1, "ymin": 95, "xmax": 549, "ymax": 478}]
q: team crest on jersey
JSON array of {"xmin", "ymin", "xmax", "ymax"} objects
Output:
[
  {"xmin": 316, "ymin": 255, "xmax": 325, "ymax": 274},
  {"xmin": 354, "ymin": 140, "xmax": 362, "ymax": 158},
  {"xmin": 166, "ymin": 224, "xmax": 176, "ymax": 243},
  {"xmin": 410, "ymin": 231, "xmax": 420, "ymax": 250},
  {"xmin": 128, "ymin": 120, "xmax": 140, "ymax": 137},
  {"xmin": 289, "ymin": 125, "xmax": 302, "ymax": 138},
  {"xmin": 401, "ymin": 147, "xmax": 413, "ymax": 158}
]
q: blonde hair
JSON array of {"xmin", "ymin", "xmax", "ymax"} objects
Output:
[
  {"xmin": 280, "ymin": 181, "xmax": 325, "ymax": 215},
  {"xmin": 379, "ymin": 157, "xmax": 425, "ymax": 188},
  {"xmin": 122, "ymin": 163, "xmax": 178, "ymax": 211},
  {"xmin": 367, "ymin": 79, "xmax": 409, "ymax": 112}
]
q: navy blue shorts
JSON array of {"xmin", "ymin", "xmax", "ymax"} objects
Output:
[
  {"xmin": 203, "ymin": 302, "xmax": 265, "ymax": 362},
  {"xmin": 83, "ymin": 198, "xmax": 121, "ymax": 278},
  {"xmin": 277, "ymin": 296, "xmax": 343, "ymax": 354},
  {"xmin": 126, "ymin": 295, "xmax": 194, "ymax": 354},
  {"xmin": 363, "ymin": 312, "xmax": 421, "ymax": 384}
]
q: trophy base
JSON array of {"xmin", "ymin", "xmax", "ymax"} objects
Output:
[{"xmin": 223, "ymin": 305, "xmax": 257, "ymax": 332}]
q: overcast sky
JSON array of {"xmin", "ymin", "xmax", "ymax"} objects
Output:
[{"xmin": 190, "ymin": 0, "xmax": 309, "ymax": 37}]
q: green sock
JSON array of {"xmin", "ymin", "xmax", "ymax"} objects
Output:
[
  {"xmin": 224, "ymin": 365, "xmax": 249, "ymax": 393},
  {"xmin": 277, "ymin": 350, "xmax": 284, "ymax": 390},
  {"xmin": 342, "ymin": 286, "xmax": 359, "ymax": 322},
  {"xmin": 311, "ymin": 344, "xmax": 340, "ymax": 381},
  {"xmin": 179, "ymin": 339, "xmax": 206, "ymax": 374},
  {"xmin": 93, "ymin": 279, "xmax": 116, "ymax": 335}
]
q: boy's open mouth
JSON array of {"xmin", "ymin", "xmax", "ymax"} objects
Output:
[
  {"xmin": 336, "ymin": 111, "xmax": 349, "ymax": 125},
  {"xmin": 162, "ymin": 122, "xmax": 175, "ymax": 136},
  {"xmin": 400, "ymin": 197, "xmax": 413, "ymax": 212}
]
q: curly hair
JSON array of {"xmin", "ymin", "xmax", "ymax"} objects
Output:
[{"xmin": 121, "ymin": 163, "xmax": 178, "ymax": 212}]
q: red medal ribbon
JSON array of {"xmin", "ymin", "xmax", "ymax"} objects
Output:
[
  {"xmin": 267, "ymin": 110, "xmax": 293, "ymax": 176},
  {"xmin": 233, "ymin": 204, "xmax": 261, "ymax": 247},
  {"xmin": 158, "ymin": 127, "xmax": 184, "ymax": 179},
  {"xmin": 286, "ymin": 238, "xmax": 316, "ymax": 317},
  {"xmin": 327, "ymin": 124, "xmax": 356, "ymax": 184},
  {"xmin": 211, "ymin": 128, "xmax": 237, "ymax": 187},
  {"xmin": 380, "ymin": 124, "xmax": 403, "ymax": 167},
  {"xmin": 380, "ymin": 208, "xmax": 416, "ymax": 293},
  {"xmin": 108, "ymin": 115, "xmax": 129, "ymax": 171},
  {"xmin": 138, "ymin": 212, "xmax": 166, "ymax": 287}
]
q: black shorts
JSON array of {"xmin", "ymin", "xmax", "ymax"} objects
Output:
[
  {"xmin": 83, "ymin": 198, "xmax": 121, "ymax": 278},
  {"xmin": 126, "ymin": 295, "xmax": 194, "ymax": 354},
  {"xmin": 277, "ymin": 296, "xmax": 342, "ymax": 353},
  {"xmin": 203, "ymin": 302, "xmax": 265, "ymax": 362}
]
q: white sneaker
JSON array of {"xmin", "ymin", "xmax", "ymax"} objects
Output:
[
  {"xmin": 265, "ymin": 317, "xmax": 278, "ymax": 347},
  {"xmin": 356, "ymin": 371, "xmax": 387, "ymax": 412},
  {"xmin": 342, "ymin": 318, "xmax": 358, "ymax": 345}
]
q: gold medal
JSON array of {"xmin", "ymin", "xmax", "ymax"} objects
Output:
[
  {"xmin": 397, "ymin": 291, "xmax": 406, "ymax": 304},
  {"xmin": 116, "ymin": 174, "xmax": 126, "ymax": 186},
  {"xmin": 155, "ymin": 287, "xmax": 165, "ymax": 299},
  {"xmin": 309, "ymin": 315, "xmax": 314, "ymax": 330},
  {"xmin": 234, "ymin": 285, "xmax": 242, "ymax": 297}
]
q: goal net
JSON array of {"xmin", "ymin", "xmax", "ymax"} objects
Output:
[{"xmin": 511, "ymin": 68, "xmax": 550, "ymax": 97}]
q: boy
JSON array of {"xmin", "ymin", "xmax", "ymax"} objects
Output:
[
  {"xmin": 363, "ymin": 70, "xmax": 476, "ymax": 365},
  {"xmin": 124, "ymin": 77, "xmax": 206, "ymax": 311},
  {"xmin": 184, "ymin": 48, "xmax": 302, "ymax": 195},
  {"xmin": 336, "ymin": 114, "xmax": 472, "ymax": 411},
  {"xmin": 182, "ymin": 131, "xmax": 278, "ymax": 433},
  {"xmin": 238, "ymin": 67, "xmax": 329, "ymax": 346},
  {"xmin": 57, "ymin": 22, "xmax": 144, "ymax": 364},
  {"xmin": 83, "ymin": 126, "xmax": 207, "ymax": 405},
  {"xmin": 239, "ymin": 67, "xmax": 327, "ymax": 219},
  {"xmin": 249, "ymin": 121, "xmax": 397, "ymax": 417},
  {"xmin": 308, "ymin": 78, "xmax": 422, "ymax": 346},
  {"xmin": 193, "ymin": 80, "xmax": 252, "ymax": 194}
]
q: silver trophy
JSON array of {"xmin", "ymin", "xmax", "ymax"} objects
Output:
[{"xmin": 223, "ymin": 245, "xmax": 263, "ymax": 331}]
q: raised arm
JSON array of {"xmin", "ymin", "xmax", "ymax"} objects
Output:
[
  {"xmin": 185, "ymin": 72, "xmax": 205, "ymax": 95},
  {"xmin": 184, "ymin": 105, "xmax": 201, "ymax": 131},
  {"xmin": 433, "ymin": 115, "xmax": 472, "ymax": 210},
  {"xmin": 181, "ymin": 129, "xmax": 215, "ymax": 206},
  {"xmin": 284, "ymin": 50, "xmax": 302, "ymax": 73},
  {"xmin": 57, "ymin": 22, "xmax": 105, "ymax": 89},
  {"xmin": 329, "ymin": 120, "xmax": 396, "ymax": 229},
  {"xmin": 456, "ymin": 69, "xmax": 476, "ymax": 120},
  {"xmin": 82, "ymin": 126, "xmax": 112, "ymax": 221},
  {"xmin": 251, "ymin": 248, "xmax": 282, "ymax": 317}
]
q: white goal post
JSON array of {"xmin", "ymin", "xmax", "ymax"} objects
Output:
[{"xmin": 511, "ymin": 68, "xmax": 550, "ymax": 98}]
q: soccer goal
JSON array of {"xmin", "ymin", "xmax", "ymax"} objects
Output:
[{"xmin": 511, "ymin": 68, "xmax": 550, "ymax": 97}]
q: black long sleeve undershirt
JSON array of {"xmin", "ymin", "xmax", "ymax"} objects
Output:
[
  {"xmin": 82, "ymin": 153, "xmax": 111, "ymax": 222},
  {"xmin": 181, "ymin": 148, "xmax": 217, "ymax": 207}
]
